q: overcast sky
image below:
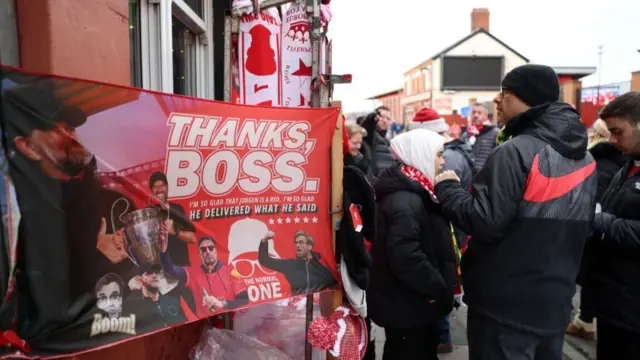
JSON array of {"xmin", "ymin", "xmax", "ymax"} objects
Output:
[{"xmin": 327, "ymin": 0, "xmax": 640, "ymax": 113}]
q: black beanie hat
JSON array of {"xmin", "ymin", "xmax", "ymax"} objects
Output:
[{"xmin": 501, "ymin": 64, "xmax": 560, "ymax": 107}]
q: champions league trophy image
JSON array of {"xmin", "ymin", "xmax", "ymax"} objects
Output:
[{"xmin": 111, "ymin": 195, "xmax": 168, "ymax": 267}]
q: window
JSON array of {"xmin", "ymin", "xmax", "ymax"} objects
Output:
[
  {"xmin": 0, "ymin": 0, "xmax": 19, "ymax": 67},
  {"xmin": 172, "ymin": 16, "xmax": 197, "ymax": 95},
  {"xmin": 129, "ymin": 0, "xmax": 143, "ymax": 87},
  {"xmin": 133, "ymin": 0, "xmax": 214, "ymax": 99},
  {"xmin": 183, "ymin": 0, "xmax": 203, "ymax": 17}
]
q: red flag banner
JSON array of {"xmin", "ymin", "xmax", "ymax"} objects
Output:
[{"xmin": 0, "ymin": 65, "xmax": 339, "ymax": 358}]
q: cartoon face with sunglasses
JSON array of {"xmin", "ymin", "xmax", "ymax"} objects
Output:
[{"xmin": 231, "ymin": 231, "xmax": 278, "ymax": 279}]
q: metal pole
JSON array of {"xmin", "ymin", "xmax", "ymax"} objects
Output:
[
  {"xmin": 307, "ymin": 0, "xmax": 322, "ymax": 108},
  {"xmin": 223, "ymin": 12, "xmax": 232, "ymax": 102}
]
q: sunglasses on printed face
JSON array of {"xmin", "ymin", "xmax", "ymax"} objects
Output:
[
  {"xmin": 146, "ymin": 265, "xmax": 162, "ymax": 274},
  {"xmin": 200, "ymin": 245, "xmax": 215, "ymax": 253}
]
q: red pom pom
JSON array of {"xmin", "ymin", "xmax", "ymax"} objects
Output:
[{"xmin": 308, "ymin": 317, "xmax": 339, "ymax": 350}]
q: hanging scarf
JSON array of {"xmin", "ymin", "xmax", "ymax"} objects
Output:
[
  {"xmin": 400, "ymin": 164, "xmax": 438, "ymax": 203},
  {"xmin": 495, "ymin": 125, "xmax": 511, "ymax": 146},
  {"xmin": 400, "ymin": 164, "xmax": 462, "ymax": 294}
]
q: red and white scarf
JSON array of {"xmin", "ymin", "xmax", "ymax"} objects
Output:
[{"xmin": 400, "ymin": 164, "xmax": 439, "ymax": 203}]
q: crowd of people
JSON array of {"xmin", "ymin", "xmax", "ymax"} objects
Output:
[{"xmin": 341, "ymin": 63, "xmax": 640, "ymax": 360}]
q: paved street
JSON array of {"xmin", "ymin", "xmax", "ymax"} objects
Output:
[
  {"xmin": 372, "ymin": 306, "xmax": 469, "ymax": 360},
  {"xmin": 372, "ymin": 295, "xmax": 597, "ymax": 360},
  {"xmin": 565, "ymin": 286, "xmax": 597, "ymax": 360}
]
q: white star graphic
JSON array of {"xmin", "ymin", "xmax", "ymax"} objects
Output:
[
  {"xmin": 268, "ymin": 218, "xmax": 275, "ymax": 225},
  {"xmin": 303, "ymin": 217, "xmax": 309, "ymax": 223},
  {"xmin": 277, "ymin": 218, "xmax": 283, "ymax": 224},
  {"xmin": 286, "ymin": 217, "xmax": 292, "ymax": 224},
  {"xmin": 294, "ymin": 217, "xmax": 301, "ymax": 224},
  {"xmin": 312, "ymin": 217, "xmax": 318, "ymax": 223}
]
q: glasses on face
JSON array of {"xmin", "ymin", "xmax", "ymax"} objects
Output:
[
  {"xmin": 232, "ymin": 258, "xmax": 276, "ymax": 278},
  {"xmin": 97, "ymin": 293, "xmax": 121, "ymax": 306},
  {"xmin": 294, "ymin": 240, "xmax": 308, "ymax": 245},
  {"xmin": 199, "ymin": 245, "xmax": 215, "ymax": 253},
  {"xmin": 146, "ymin": 267, "xmax": 161, "ymax": 275}
]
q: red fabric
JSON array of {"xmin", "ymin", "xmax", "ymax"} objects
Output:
[
  {"xmin": 0, "ymin": 330, "xmax": 30, "ymax": 353},
  {"xmin": 467, "ymin": 124, "xmax": 479, "ymax": 135},
  {"xmin": 400, "ymin": 164, "xmax": 438, "ymax": 203},
  {"xmin": 364, "ymin": 238, "xmax": 372, "ymax": 252},
  {"xmin": 185, "ymin": 264, "xmax": 248, "ymax": 317},
  {"xmin": 342, "ymin": 117, "xmax": 349, "ymax": 156},
  {"xmin": 308, "ymin": 306, "xmax": 367, "ymax": 360},
  {"xmin": 628, "ymin": 165, "xmax": 640, "ymax": 178},
  {"xmin": 476, "ymin": 123, "xmax": 484, "ymax": 132},
  {"xmin": 413, "ymin": 107, "xmax": 442, "ymax": 123}
]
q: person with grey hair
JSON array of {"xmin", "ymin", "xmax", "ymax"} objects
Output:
[{"xmin": 469, "ymin": 102, "xmax": 499, "ymax": 172}]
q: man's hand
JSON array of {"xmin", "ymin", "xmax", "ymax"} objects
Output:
[
  {"xmin": 164, "ymin": 218, "xmax": 176, "ymax": 235},
  {"xmin": 203, "ymin": 296, "xmax": 226, "ymax": 311},
  {"xmin": 593, "ymin": 212, "xmax": 615, "ymax": 234},
  {"xmin": 114, "ymin": 228, "xmax": 125, "ymax": 250},
  {"xmin": 96, "ymin": 217, "xmax": 128, "ymax": 264},
  {"xmin": 262, "ymin": 231, "xmax": 275, "ymax": 243},
  {"xmin": 435, "ymin": 170, "xmax": 460, "ymax": 185},
  {"xmin": 129, "ymin": 276, "xmax": 143, "ymax": 291}
]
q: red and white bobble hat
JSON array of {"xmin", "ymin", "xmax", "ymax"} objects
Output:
[
  {"xmin": 308, "ymin": 305, "xmax": 367, "ymax": 360},
  {"xmin": 409, "ymin": 107, "xmax": 449, "ymax": 133}
]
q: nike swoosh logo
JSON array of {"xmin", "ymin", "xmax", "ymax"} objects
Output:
[{"xmin": 523, "ymin": 154, "xmax": 596, "ymax": 203}]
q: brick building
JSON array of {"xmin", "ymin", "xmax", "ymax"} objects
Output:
[
  {"xmin": 367, "ymin": 88, "xmax": 403, "ymax": 125},
  {"xmin": 400, "ymin": 8, "xmax": 528, "ymax": 126}
]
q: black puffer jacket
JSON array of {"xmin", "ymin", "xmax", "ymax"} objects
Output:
[
  {"xmin": 435, "ymin": 102, "xmax": 597, "ymax": 334},
  {"xmin": 368, "ymin": 165, "xmax": 456, "ymax": 329},
  {"xmin": 344, "ymin": 152, "xmax": 373, "ymax": 184},
  {"xmin": 588, "ymin": 141, "xmax": 626, "ymax": 202},
  {"xmin": 361, "ymin": 112, "xmax": 394, "ymax": 177},
  {"xmin": 584, "ymin": 158, "xmax": 640, "ymax": 334},
  {"xmin": 472, "ymin": 125, "xmax": 499, "ymax": 172},
  {"xmin": 576, "ymin": 141, "xmax": 625, "ymax": 285},
  {"xmin": 444, "ymin": 139, "xmax": 474, "ymax": 191}
]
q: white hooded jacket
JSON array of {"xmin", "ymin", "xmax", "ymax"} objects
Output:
[{"xmin": 389, "ymin": 128, "xmax": 445, "ymax": 182}]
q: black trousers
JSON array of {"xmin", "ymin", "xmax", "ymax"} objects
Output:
[
  {"xmin": 578, "ymin": 285, "xmax": 595, "ymax": 322},
  {"xmin": 597, "ymin": 320, "xmax": 640, "ymax": 360},
  {"xmin": 383, "ymin": 324, "xmax": 439, "ymax": 360},
  {"xmin": 467, "ymin": 309, "xmax": 564, "ymax": 360}
]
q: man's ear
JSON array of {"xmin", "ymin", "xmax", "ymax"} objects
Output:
[{"xmin": 14, "ymin": 136, "xmax": 42, "ymax": 161}]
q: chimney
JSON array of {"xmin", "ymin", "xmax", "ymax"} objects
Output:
[{"xmin": 471, "ymin": 8, "xmax": 490, "ymax": 32}]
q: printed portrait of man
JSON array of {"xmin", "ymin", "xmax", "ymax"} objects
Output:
[
  {"xmin": 95, "ymin": 273, "xmax": 124, "ymax": 319},
  {"xmin": 148, "ymin": 171, "xmax": 196, "ymax": 266},
  {"xmin": 161, "ymin": 236, "xmax": 249, "ymax": 317},
  {"xmin": 127, "ymin": 264, "xmax": 186, "ymax": 329},
  {"xmin": 258, "ymin": 230, "xmax": 338, "ymax": 295},
  {"xmin": 1, "ymin": 84, "xmax": 136, "ymax": 340}
]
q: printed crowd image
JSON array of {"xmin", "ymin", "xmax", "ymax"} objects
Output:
[{"xmin": 0, "ymin": 66, "xmax": 340, "ymax": 357}]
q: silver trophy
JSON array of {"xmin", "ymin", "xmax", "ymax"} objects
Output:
[{"xmin": 111, "ymin": 196, "xmax": 168, "ymax": 267}]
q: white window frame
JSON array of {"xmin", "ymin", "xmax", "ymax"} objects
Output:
[
  {"xmin": 138, "ymin": 0, "xmax": 214, "ymax": 99},
  {"xmin": 0, "ymin": 0, "xmax": 20, "ymax": 67}
]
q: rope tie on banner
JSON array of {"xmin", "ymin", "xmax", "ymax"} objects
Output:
[
  {"xmin": 328, "ymin": 209, "xmax": 342, "ymax": 215},
  {"xmin": 0, "ymin": 330, "xmax": 30, "ymax": 353}
]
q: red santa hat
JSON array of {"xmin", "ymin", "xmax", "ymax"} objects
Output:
[
  {"xmin": 308, "ymin": 305, "xmax": 367, "ymax": 360},
  {"xmin": 409, "ymin": 107, "xmax": 449, "ymax": 133}
]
